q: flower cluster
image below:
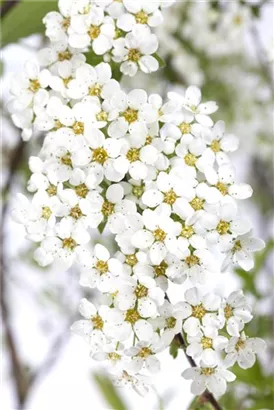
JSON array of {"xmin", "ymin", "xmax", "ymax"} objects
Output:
[
  {"xmin": 8, "ymin": 0, "xmax": 176, "ymax": 140},
  {"xmin": 10, "ymin": 0, "xmax": 266, "ymax": 400}
]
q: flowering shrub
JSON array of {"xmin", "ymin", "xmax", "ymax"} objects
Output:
[{"xmin": 10, "ymin": 0, "xmax": 266, "ymax": 401}]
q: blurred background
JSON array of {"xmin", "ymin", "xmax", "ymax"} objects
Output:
[{"xmin": 1, "ymin": 1, "xmax": 273, "ymax": 409}]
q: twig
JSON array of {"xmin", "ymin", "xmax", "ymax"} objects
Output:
[
  {"xmin": 0, "ymin": 277, "xmax": 29, "ymax": 407},
  {"xmin": 1, "ymin": 0, "xmax": 20, "ymax": 19}
]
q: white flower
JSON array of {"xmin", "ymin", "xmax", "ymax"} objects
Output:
[
  {"xmin": 168, "ymin": 86, "xmax": 218, "ymax": 127},
  {"xmin": 71, "ymin": 298, "xmax": 123, "ymax": 348},
  {"xmin": 180, "ymin": 248, "xmax": 218, "ymax": 285},
  {"xmin": 86, "ymin": 129, "xmax": 124, "ymax": 182},
  {"xmin": 221, "ymin": 230, "xmax": 265, "ymax": 272},
  {"xmin": 186, "ymin": 327, "xmax": 228, "ymax": 366},
  {"xmin": 180, "ymin": 287, "xmax": 222, "ymax": 336},
  {"xmin": 114, "ymin": 275, "xmax": 164, "ymax": 318},
  {"xmin": 204, "ymin": 163, "xmax": 253, "ymax": 202},
  {"xmin": 69, "ymin": 6, "xmax": 115, "ymax": 53},
  {"xmin": 203, "ymin": 121, "xmax": 239, "ymax": 165},
  {"xmin": 201, "ymin": 201, "xmax": 251, "ymax": 246},
  {"xmin": 224, "ymin": 332, "xmax": 266, "ymax": 369},
  {"xmin": 79, "ymin": 243, "xmax": 124, "ymax": 292},
  {"xmin": 117, "ymin": 0, "xmax": 163, "ymax": 32},
  {"xmin": 108, "ymin": 89, "xmax": 157, "ymax": 138},
  {"xmin": 182, "ymin": 364, "xmax": 236, "ymax": 397},
  {"xmin": 220, "ymin": 290, "xmax": 253, "ymax": 336},
  {"xmin": 43, "ymin": 10, "xmax": 71, "ymax": 42},
  {"xmin": 112, "ymin": 25, "xmax": 159, "ymax": 76},
  {"xmin": 67, "ymin": 62, "xmax": 119, "ymax": 100},
  {"xmin": 125, "ymin": 339, "xmax": 162, "ymax": 374},
  {"xmin": 12, "ymin": 192, "xmax": 61, "ymax": 242},
  {"xmin": 92, "ymin": 342, "xmax": 128, "ymax": 374},
  {"xmin": 34, "ymin": 218, "xmax": 90, "ymax": 267},
  {"xmin": 155, "ymin": 300, "xmax": 186, "ymax": 345},
  {"xmin": 113, "ymin": 371, "xmax": 151, "ymax": 396},
  {"xmin": 131, "ymin": 206, "xmax": 181, "ymax": 264}
]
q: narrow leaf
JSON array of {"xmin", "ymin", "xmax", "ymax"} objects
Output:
[{"xmin": 93, "ymin": 372, "xmax": 127, "ymax": 410}]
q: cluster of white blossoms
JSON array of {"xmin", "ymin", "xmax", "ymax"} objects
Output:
[
  {"xmin": 10, "ymin": 0, "xmax": 266, "ymax": 400},
  {"xmin": 8, "ymin": 0, "xmax": 175, "ymax": 141}
]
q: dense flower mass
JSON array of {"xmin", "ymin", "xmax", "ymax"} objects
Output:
[{"xmin": 10, "ymin": 0, "xmax": 266, "ymax": 400}]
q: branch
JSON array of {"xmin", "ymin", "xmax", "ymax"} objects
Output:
[
  {"xmin": 1, "ymin": 140, "xmax": 26, "ymax": 408},
  {"xmin": 1, "ymin": 0, "xmax": 20, "ymax": 19},
  {"xmin": 0, "ymin": 262, "xmax": 28, "ymax": 409}
]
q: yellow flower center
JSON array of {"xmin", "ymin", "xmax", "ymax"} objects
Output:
[
  {"xmin": 201, "ymin": 367, "xmax": 215, "ymax": 376},
  {"xmin": 96, "ymin": 111, "xmax": 108, "ymax": 122},
  {"xmin": 190, "ymin": 197, "xmax": 204, "ymax": 211},
  {"xmin": 108, "ymin": 352, "xmax": 121, "ymax": 361},
  {"xmin": 42, "ymin": 206, "xmax": 52, "ymax": 220},
  {"xmin": 62, "ymin": 17, "xmax": 70, "ymax": 30},
  {"xmin": 128, "ymin": 48, "xmax": 141, "ymax": 62},
  {"xmin": 216, "ymin": 182, "xmax": 228, "ymax": 196},
  {"xmin": 137, "ymin": 347, "xmax": 152, "ymax": 358},
  {"xmin": 181, "ymin": 225, "xmax": 194, "ymax": 239},
  {"xmin": 72, "ymin": 121, "xmax": 84, "ymax": 135},
  {"xmin": 217, "ymin": 220, "xmax": 230, "ymax": 235},
  {"xmin": 75, "ymin": 183, "xmax": 89, "ymax": 198},
  {"xmin": 70, "ymin": 205, "xmax": 83, "ymax": 220},
  {"xmin": 166, "ymin": 317, "xmax": 176, "ymax": 329},
  {"xmin": 58, "ymin": 50, "xmax": 72, "ymax": 61},
  {"xmin": 101, "ymin": 201, "xmax": 115, "ymax": 217},
  {"xmin": 91, "ymin": 314, "xmax": 104, "ymax": 330},
  {"xmin": 184, "ymin": 153, "xmax": 197, "ymax": 167},
  {"xmin": 61, "ymin": 153, "xmax": 72, "ymax": 167},
  {"xmin": 63, "ymin": 76, "xmax": 72, "ymax": 87},
  {"xmin": 88, "ymin": 25, "xmax": 101, "ymax": 39},
  {"xmin": 62, "ymin": 237, "xmax": 77, "ymax": 250},
  {"xmin": 135, "ymin": 10, "xmax": 148, "ymax": 24},
  {"xmin": 126, "ymin": 148, "xmax": 140, "ymax": 163},
  {"xmin": 134, "ymin": 284, "xmax": 148, "ymax": 298},
  {"xmin": 235, "ymin": 339, "xmax": 246, "ymax": 351},
  {"xmin": 125, "ymin": 309, "xmax": 140, "ymax": 324},
  {"xmin": 122, "ymin": 108, "xmax": 138, "ymax": 123},
  {"xmin": 96, "ymin": 260, "xmax": 109, "ymax": 274},
  {"xmin": 93, "ymin": 148, "xmax": 109, "ymax": 164},
  {"xmin": 89, "ymin": 84, "xmax": 102, "ymax": 96},
  {"xmin": 145, "ymin": 136, "xmax": 152, "ymax": 145},
  {"xmin": 201, "ymin": 337, "xmax": 213, "ymax": 349},
  {"xmin": 132, "ymin": 185, "xmax": 144, "ymax": 198},
  {"xmin": 192, "ymin": 303, "xmax": 206, "ymax": 319},
  {"xmin": 163, "ymin": 189, "xmax": 177, "ymax": 205},
  {"xmin": 211, "ymin": 140, "xmax": 221, "ymax": 153},
  {"xmin": 232, "ymin": 240, "xmax": 242, "ymax": 253},
  {"xmin": 224, "ymin": 304, "xmax": 233, "ymax": 319},
  {"xmin": 154, "ymin": 261, "xmax": 168, "ymax": 277},
  {"xmin": 153, "ymin": 228, "xmax": 166, "ymax": 242},
  {"xmin": 233, "ymin": 15, "xmax": 243, "ymax": 25},
  {"xmin": 125, "ymin": 254, "xmax": 138, "ymax": 266},
  {"xmin": 185, "ymin": 255, "xmax": 200, "ymax": 267},
  {"xmin": 46, "ymin": 184, "xmax": 57, "ymax": 196},
  {"xmin": 179, "ymin": 122, "xmax": 191, "ymax": 134},
  {"xmin": 29, "ymin": 79, "xmax": 40, "ymax": 93}
]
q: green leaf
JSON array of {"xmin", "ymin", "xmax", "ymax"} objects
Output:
[
  {"xmin": 169, "ymin": 339, "xmax": 179, "ymax": 359},
  {"xmin": 85, "ymin": 51, "xmax": 104, "ymax": 67},
  {"xmin": 1, "ymin": 0, "xmax": 58, "ymax": 47},
  {"xmin": 153, "ymin": 53, "xmax": 166, "ymax": 69},
  {"xmin": 93, "ymin": 372, "xmax": 127, "ymax": 410}
]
